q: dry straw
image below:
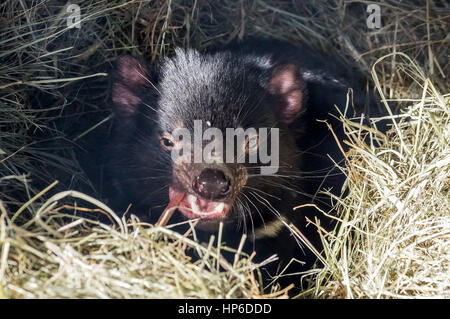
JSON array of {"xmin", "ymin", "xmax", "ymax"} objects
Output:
[
  {"xmin": 1, "ymin": 189, "xmax": 281, "ymax": 298},
  {"xmin": 303, "ymin": 53, "xmax": 449, "ymax": 298},
  {"xmin": 0, "ymin": 0, "xmax": 448, "ymax": 298}
]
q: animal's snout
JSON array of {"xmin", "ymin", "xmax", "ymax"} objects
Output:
[{"xmin": 193, "ymin": 168, "xmax": 231, "ymax": 200}]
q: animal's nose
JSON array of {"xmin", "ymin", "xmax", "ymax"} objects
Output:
[{"xmin": 193, "ymin": 169, "xmax": 231, "ymax": 200}]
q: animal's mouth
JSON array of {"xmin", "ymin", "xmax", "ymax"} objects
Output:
[{"xmin": 168, "ymin": 187, "xmax": 230, "ymax": 220}]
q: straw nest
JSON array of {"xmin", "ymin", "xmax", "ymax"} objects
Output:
[{"xmin": 0, "ymin": 0, "xmax": 448, "ymax": 298}]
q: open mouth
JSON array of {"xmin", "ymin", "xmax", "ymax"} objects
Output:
[{"xmin": 168, "ymin": 187, "xmax": 230, "ymax": 220}]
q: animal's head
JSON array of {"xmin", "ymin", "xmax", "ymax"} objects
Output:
[{"xmin": 110, "ymin": 49, "xmax": 305, "ymax": 231}]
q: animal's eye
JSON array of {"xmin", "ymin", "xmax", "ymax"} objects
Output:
[
  {"xmin": 160, "ymin": 137, "xmax": 175, "ymax": 150},
  {"xmin": 245, "ymin": 134, "xmax": 259, "ymax": 153}
]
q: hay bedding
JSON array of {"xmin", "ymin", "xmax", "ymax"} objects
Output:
[{"xmin": 0, "ymin": 0, "xmax": 449, "ymax": 298}]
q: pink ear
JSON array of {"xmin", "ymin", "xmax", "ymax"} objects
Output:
[
  {"xmin": 111, "ymin": 55, "xmax": 151, "ymax": 117},
  {"xmin": 268, "ymin": 64, "xmax": 304, "ymax": 124}
]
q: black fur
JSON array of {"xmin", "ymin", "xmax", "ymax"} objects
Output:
[{"xmin": 82, "ymin": 40, "xmax": 379, "ymax": 292}]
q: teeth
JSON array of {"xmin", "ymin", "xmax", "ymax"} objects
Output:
[
  {"xmin": 187, "ymin": 195, "xmax": 200, "ymax": 215},
  {"xmin": 187, "ymin": 194, "xmax": 197, "ymax": 204},
  {"xmin": 214, "ymin": 203, "xmax": 225, "ymax": 213},
  {"xmin": 186, "ymin": 195, "xmax": 225, "ymax": 217}
]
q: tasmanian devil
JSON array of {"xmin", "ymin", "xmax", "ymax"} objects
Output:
[{"xmin": 97, "ymin": 39, "xmax": 375, "ymax": 287}]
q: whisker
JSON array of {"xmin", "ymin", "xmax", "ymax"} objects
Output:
[
  {"xmin": 250, "ymin": 191, "xmax": 305, "ymax": 253},
  {"xmin": 241, "ymin": 192, "xmax": 265, "ymax": 245},
  {"xmin": 138, "ymin": 70, "xmax": 161, "ymax": 94}
]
